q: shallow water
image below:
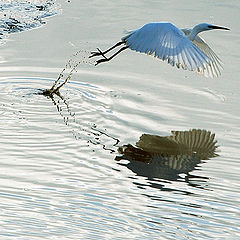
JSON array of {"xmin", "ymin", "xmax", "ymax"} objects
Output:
[{"xmin": 0, "ymin": 0, "xmax": 240, "ymax": 239}]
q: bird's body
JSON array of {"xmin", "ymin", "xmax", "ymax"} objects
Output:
[{"xmin": 90, "ymin": 22, "xmax": 229, "ymax": 77}]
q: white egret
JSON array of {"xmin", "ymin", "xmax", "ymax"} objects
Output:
[{"xmin": 89, "ymin": 22, "xmax": 229, "ymax": 77}]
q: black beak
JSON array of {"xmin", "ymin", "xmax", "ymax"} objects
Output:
[{"xmin": 209, "ymin": 25, "xmax": 230, "ymax": 30}]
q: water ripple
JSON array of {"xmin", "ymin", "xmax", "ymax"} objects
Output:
[{"xmin": 0, "ymin": 74, "xmax": 239, "ymax": 239}]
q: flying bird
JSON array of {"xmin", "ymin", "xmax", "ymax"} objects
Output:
[{"xmin": 89, "ymin": 22, "xmax": 229, "ymax": 77}]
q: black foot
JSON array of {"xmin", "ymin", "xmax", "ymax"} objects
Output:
[
  {"xmin": 89, "ymin": 48, "xmax": 107, "ymax": 59},
  {"xmin": 95, "ymin": 58, "xmax": 109, "ymax": 66}
]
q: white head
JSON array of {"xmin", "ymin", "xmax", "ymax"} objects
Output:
[{"xmin": 189, "ymin": 23, "xmax": 230, "ymax": 40}]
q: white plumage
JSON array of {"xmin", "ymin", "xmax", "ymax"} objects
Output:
[
  {"xmin": 90, "ymin": 22, "xmax": 229, "ymax": 77},
  {"xmin": 184, "ymin": 30, "xmax": 223, "ymax": 78}
]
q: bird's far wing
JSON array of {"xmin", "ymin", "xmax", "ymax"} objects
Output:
[
  {"xmin": 192, "ymin": 35, "xmax": 223, "ymax": 78},
  {"xmin": 122, "ymin": 22, "xmax": 211, "ymax": 74}
]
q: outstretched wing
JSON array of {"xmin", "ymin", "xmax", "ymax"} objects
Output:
[
  {"xmin": 122, "ymin": 22, "xmax": 212, "ymax": 76},
  {"xmin": 193, "ymin": 35, "xmax": 223, "ymax": 78}
]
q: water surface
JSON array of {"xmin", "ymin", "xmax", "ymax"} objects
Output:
[{"xmin": 0, "ymin": 0, "xmax": 239, "ymax": 239}]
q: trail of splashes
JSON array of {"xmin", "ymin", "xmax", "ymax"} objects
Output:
[
  {"xmin": 43, "ymin": 50, "xmax": 96, "ymax": 96},
  {"xmin": 40, "ymin": 49, "xmax": 120, "ymax": 152}
]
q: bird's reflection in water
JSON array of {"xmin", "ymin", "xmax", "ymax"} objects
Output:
[{"xmin": 116, "ymin": 129, "xmax": 218, "ymax": 189}]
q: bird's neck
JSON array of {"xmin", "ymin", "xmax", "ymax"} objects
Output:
[{"xmin": 189, "ymin": 25, "xmax": 204, "ymax": 41}]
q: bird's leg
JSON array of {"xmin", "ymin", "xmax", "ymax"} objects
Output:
[
  {"xmin": 95, "ymin": 46, "xmax": 128, "ymax": 65},
  {"xmin": 89, "ymin": 41, "xmax": 125, "ymax": 58}
]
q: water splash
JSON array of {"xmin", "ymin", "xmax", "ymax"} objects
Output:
[
  {"xmin": 0, "ymin": 0, "xmax": 60, "ymax": 43},
  {"xmin": 43, "ymin": 50, "xmax": 95, "ymax": 96}
]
